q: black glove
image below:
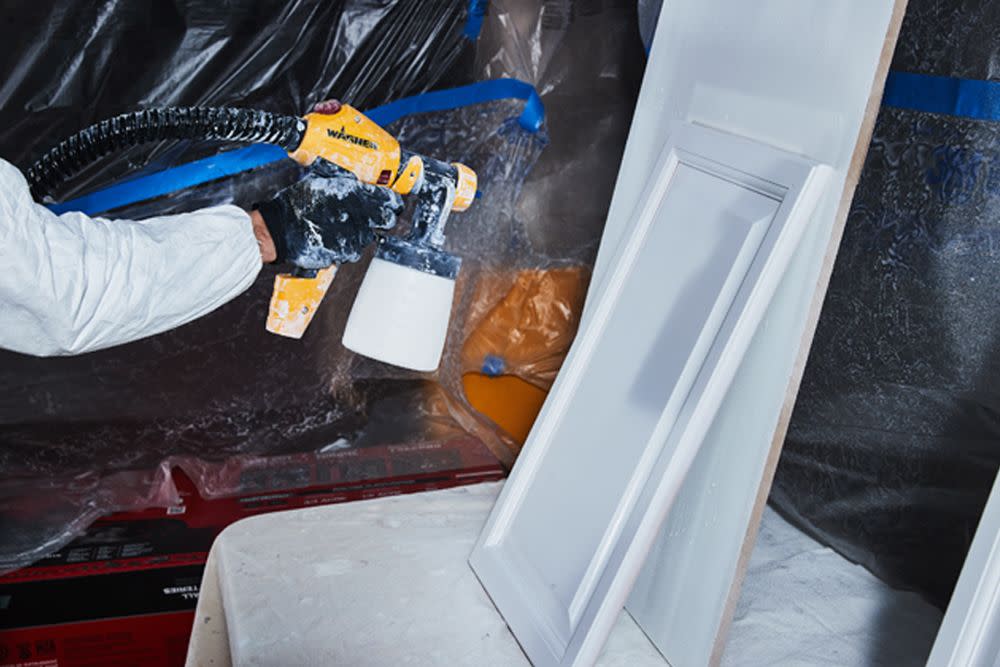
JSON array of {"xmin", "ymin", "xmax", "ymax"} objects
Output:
[{"xmin": 256, "ymin": 159, "xmax": 403, "ymax": 270}]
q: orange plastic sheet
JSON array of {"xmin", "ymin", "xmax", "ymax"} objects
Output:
[{"xmin": 460, "ymin": 267, "xmax": 589, "ymax": 447}]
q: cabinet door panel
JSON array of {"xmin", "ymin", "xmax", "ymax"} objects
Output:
[{"xmin": 471, "ymin": 123, "xmax": 828, "ymax": 667}]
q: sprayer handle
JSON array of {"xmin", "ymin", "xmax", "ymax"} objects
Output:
[{"xmin": 265, "ymin": 266, "xmax": 338, "ymax": 339}]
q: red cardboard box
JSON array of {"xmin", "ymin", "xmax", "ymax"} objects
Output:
[{"xmin": 0, "ymin": 438, "xmax": 504, "ymax": 666}]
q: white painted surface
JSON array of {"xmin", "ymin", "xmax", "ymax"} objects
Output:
[
  {"xmin": 927, "ymin": 472, "xmax": 1000, "ymax": 667},
  {"xmin": 471, "ymin": 123, "xmax": 827, "ymax": 667},
  {"xmin": 593, "ymin": 3, "xmax": 902, "ymax": 665},
  {"xmin": 629, "ymin": 195, "xmax": 836, "ymax": 666},
  {"xmin": 590, "ymin": 0, "xmax": 896, "ymax": 291},
  {"xmin": 184, "ymin": 484, "xmax": 667, "ymax": 667}
]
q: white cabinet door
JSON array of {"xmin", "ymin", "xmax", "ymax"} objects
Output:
[
  {"xmin": 469, "ymin": 123, "xmax": 828, "ymax": 667},
  {"xmin": 928, "ymin": 470, "xmax": 1000, "ymax": 667}
]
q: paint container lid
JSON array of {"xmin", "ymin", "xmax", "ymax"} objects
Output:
[{"xmin": 343, "ymin": 256, "xmax": 456, "ymax": 372}]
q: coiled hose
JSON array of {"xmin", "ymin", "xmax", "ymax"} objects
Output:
[{"xmin": 27, "ymin": 107, "xmax": 306, "ymax": 200}]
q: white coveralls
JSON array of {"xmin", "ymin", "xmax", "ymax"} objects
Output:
[{"xmin": 0, "ymin": 159, "xmax": 262, "ymax": 356}]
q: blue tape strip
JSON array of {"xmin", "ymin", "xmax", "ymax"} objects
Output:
[
  {"xmin": 464, "ymin": 0, "xmax": 487, "ymax": 40},
  {"xmin": 883, "ymin": 71, "xmax": 1000, "ymax": 121},
  {"xmin": 47, "ymin": 144, "xmax": 287, "ymax": 216},
  {"xmin": 365, "ymin": 78, "xmax": 544, "ymax": 132},
  {"xmin": 49, "ymin": 78, "xmax": 544, "ymax": 216}
]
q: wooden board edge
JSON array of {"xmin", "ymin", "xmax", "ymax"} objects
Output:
[{"xmin": 707, "ymin": 2, "xmax": 910, "ymax": 664}]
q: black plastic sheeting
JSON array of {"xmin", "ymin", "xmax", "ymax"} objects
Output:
[
  {"xmin": 0, "ymin": 0, "xmax": 480, "ymax": 569},
  {"xmin": 773, "ymin": 0, "xmax": 1000, "ymax": 609},
  {"xmin": 0, "ymin": 0, "xmax": 646, "ymax": 570},
  {"xmin": 0, "ymin": 0, "xmax": 474, "ymax": 201},
  {"xmin": 0, "ymin": 100, "xmax": 547, "ymax": 569}
]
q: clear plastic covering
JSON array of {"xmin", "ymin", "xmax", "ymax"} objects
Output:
[
  {"xmin": 0, "ymin": 1, "xmax": 645, "ymax": 570},
  {"xmin": 460, "ymin": 267, "xmax": 591, "ymax": 390}
]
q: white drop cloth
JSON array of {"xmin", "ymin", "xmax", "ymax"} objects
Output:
[
  {"xmin": 722, "ymin": 506, "xmax": 942, "ymax": 666},
  {"xmin": 188, "ymin": 484, "xmax": 943, "ymax": 667}
]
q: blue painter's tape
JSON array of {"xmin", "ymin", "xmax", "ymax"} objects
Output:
[
  {"xmin": 364, "ymin": 78, "xmax": 544, "ymax": 132},
  {"xmin": 464, "ymin": 0, "xmax": 487, "ymax": 40},
  {"xmin": 883, "ymin": 71, "xmax": 1000, "ymax": 122},
  {"xmin": 49, "ymin": 78, "xmax": 544, "ymax": 216},
  {"xmin": 47, "ymin": 144, "xmax": 288, "ymax": 216}
]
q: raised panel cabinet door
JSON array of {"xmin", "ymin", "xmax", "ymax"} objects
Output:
[{"xmin": 470, "ymin": 123, "xmax": 829, "ymax": 667}]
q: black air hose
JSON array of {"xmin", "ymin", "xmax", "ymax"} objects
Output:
[{"xmin": 27, "ymin": 107, "xmax": 306, "ymax": 200}]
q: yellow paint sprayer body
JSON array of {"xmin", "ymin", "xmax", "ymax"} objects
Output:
[
  {"xmin": 289, "ymin": 104, "xmax": 402, "ymax": 184},
  {"xmin": 266, "ymin": 101, "xmax": 478, "ymax": 340}
]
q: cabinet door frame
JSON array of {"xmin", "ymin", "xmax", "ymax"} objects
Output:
[
  {"xmin": 928, "ymin": 470, "xmax": 1000, "ymax": 667},
  {"xmin": 470, "ymin": 122, "xmax": 829, "ymax": 667}
]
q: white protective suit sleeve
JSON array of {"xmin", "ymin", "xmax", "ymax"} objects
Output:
[{"xmin": 0, "ymin": 158, "xmax": 263, "ymax": 356}]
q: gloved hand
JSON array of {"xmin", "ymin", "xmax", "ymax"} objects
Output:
[{"xmin": 255, "ymin": 159, "xmax": 403, "ymax": 270}]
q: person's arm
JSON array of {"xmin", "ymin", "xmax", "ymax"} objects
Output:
[{"xmin": 0, "ymin": 159, "xmax": 269, "ymax": 356}]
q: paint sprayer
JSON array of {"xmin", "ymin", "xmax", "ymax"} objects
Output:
[{"xmin": 27, "ymin": 101, "xmax": 477, "ymax": 371}]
